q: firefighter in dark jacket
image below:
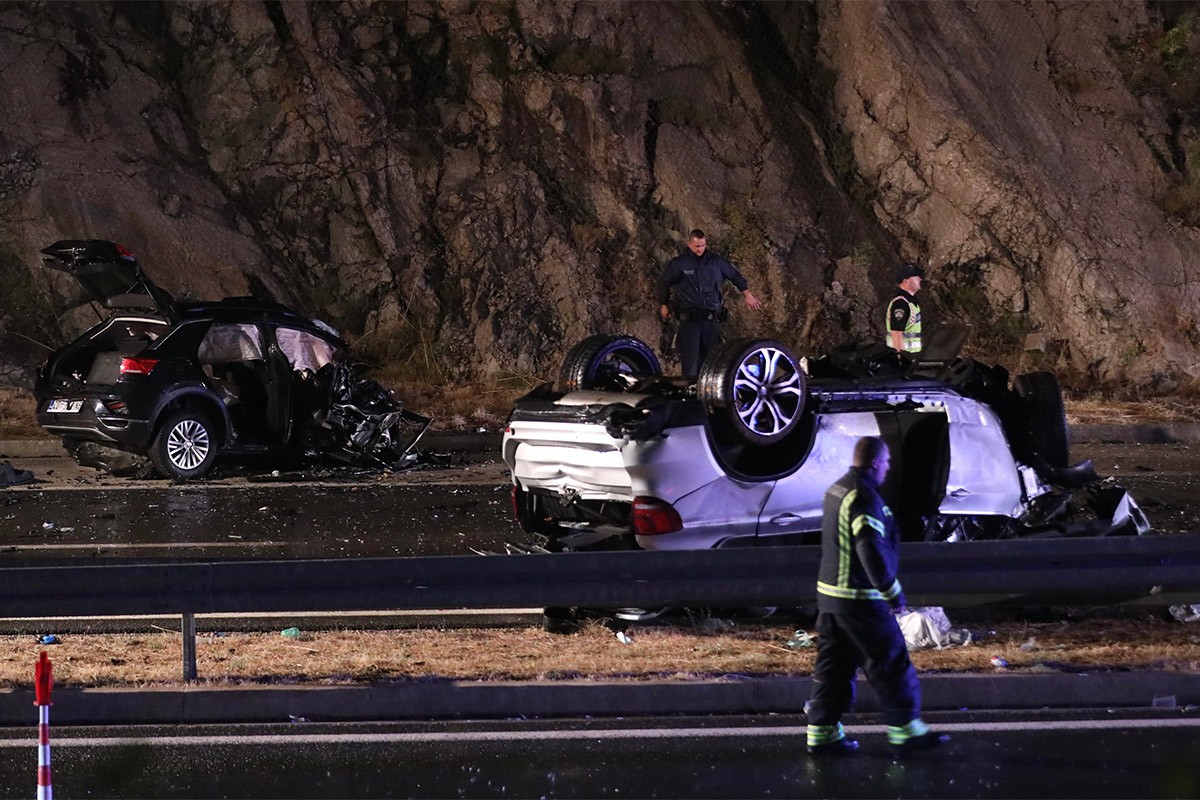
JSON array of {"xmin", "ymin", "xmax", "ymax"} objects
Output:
[
  {"xmin": 658, "ymin": 229, "xmax": 761, "ymax": 377},
  {"xmin": 805, "ymin": 436, "xmax": 948, "ymax": 756}
]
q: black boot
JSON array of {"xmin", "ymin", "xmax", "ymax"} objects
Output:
[
  {"xmin": 891, "ymin": 731, "xmax": 949, "ymax": 757},
  {"xmin": 808, "ymin": 737, "xmax": 860, "ymax": 756}
]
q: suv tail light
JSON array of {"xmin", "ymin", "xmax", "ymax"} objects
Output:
[
  {"xmin": 119, "ymin": 357, "xmax": 159, "ymax": 375},
  {"xmin": 631, "ymin": 496, "xmax": 683, "ymax": 536},
  {"xmin": 510, "ymin": 485, "xmax": 523, "ymax": 519}
]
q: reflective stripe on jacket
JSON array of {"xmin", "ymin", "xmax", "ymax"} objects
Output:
[{"xmin": 816, "ymin": 468, "xmax": 903, "ymax": 612}]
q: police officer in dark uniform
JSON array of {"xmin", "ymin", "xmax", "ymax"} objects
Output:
[
  {"xmin": 658, "ymin": 229, "xmax": 761, "ymax": 377},
  {"xmin": 887, "ymin": 263, "xmax": 924, "ymax": 354},
  {"xmin": 806, "ymin": 436, "xmax": 947, "ymax": 756}
]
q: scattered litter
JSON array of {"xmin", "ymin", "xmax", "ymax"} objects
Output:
[
  {"xmin": 281, "ymin": 627, "xmax": 301, "ymax": 638},
  {"xmin": 257, "ymin": 506, "xmax": 269, "ymax": 512},
  {"xmin": 990, "ymin": 655, "xmax": 1008, "ymax": 668},
  {"xmin": 58, "ymin": 527, "xmax": 74, "ymax": 533},
  {"xmin": 898, "ymin": 607, "xmax": 972, "ymax": 649},
  {"xmin": 288, "ymin": 715, "xmax": 311, "ymax": 723},
  {"xmin": 150, "ymin": 624, "xmax": 179, "ymax": 634},
  {"xmin": 42, "ymin": 522, "xmax": 54, "ymax": 530},
  {"xmin": 1152, "ymin": 695, "xmax": 1177, "ymax": 709},
  {"xmin": 0, "ymin": 463, "xmax": 34, "ymax": 486},
  {"xmin": 37, "ymin": 635, "xmax": 59, "ymax": 645},
  {"xmin": 786, "ymin": 630, "xmax": 815, "ymax": 649},
  {"xmin": 1019, "ymin": 637, "xmax": 1038, "ymax": 651},
  {"xmin": 615, "ymin": 630, "xmax": 633, "ymax": 645},
  {"xmin": 1168, "ymin": 604, "xmax": 1200, "ymax": 623},
  {"xmin": 228, "ymin": 535, "xmax": 242, "ymax": 539}
]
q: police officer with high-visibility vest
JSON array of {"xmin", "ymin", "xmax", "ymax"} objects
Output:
[
  {"xmin": 805, "ymin": 436, "xmax": 948, "ymax": 757},
  {"xmin": 887, "ymin": 264, "xmax": 924, "ymax": 354}
]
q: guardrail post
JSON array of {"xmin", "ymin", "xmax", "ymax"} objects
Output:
[{"xmin": 182, "ymin": 612, "xmax": 197, "ymax": 682}]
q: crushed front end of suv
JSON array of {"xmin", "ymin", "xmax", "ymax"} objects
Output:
[
  {"xmin": 502, "ymin": 331, "xmax": 1149, "ymax": 552},
  {"xmin": 34, "ymin": 240, "xmax": 430, "ymax": 480}
]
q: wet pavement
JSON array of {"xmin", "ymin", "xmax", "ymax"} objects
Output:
[
  {"xmin": 0, "ymin": 441, "xmax": 1197, "ymax": 565},
  {"xmin": 0, "ymin": 437, "xmax": 513, "ymax": 561},
  {"xmin": 0, "ymin": 709, "xmax": 1196, "ymax": 799}
]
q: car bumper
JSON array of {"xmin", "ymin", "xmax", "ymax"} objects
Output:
[{"xmin": 37, "ymin": 398, "xmax": 152, "ymax": 448}]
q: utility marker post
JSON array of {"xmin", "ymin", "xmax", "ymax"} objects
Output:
[{"xmin": 35, "ymin": 651, "xmax": 53, "ymax": 800}]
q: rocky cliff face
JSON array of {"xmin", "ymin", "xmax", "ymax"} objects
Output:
[{"xmin": 0, "ymin": 0, "xmax": 1197, "ymax": 390}]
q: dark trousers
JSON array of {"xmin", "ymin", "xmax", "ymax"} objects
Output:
[
  {"xmin": 677, "ymin": 318, "xmax": 720, "ymax": 378},
  {"xmin": 807, "ymin": 604, "xmax": 921, "ymax": 728}
]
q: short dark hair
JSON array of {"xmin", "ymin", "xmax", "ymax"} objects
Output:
[
  {"xmin": 852, "ymin": 436, "xmax": 887, "ymax": 467},
  {"xmin": 689, "ymin": 229, "xmax": 706, "ymax": 240}
]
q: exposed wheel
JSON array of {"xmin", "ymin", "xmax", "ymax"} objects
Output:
[
  {"xmin": 558, "ymin": 334, "xmax": 661, "ymax": 393},
  {"xmin": 697, "ymin": 338, "xmax": 806, "ymax": 445},
  {"xmin": 1012, "ymin": 371, "xmax": 1068, "ymax": 468},
  {"xmin": 149, "ymin": 409, "xmax": 220, "ymax": 480}
]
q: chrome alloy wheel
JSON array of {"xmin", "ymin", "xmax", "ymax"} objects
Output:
[
  {"xmin": 165, "ymin": 418, "xmax": 211, "ymax": 471},
  {"xmin": 731, "ymin": 345, "xmax": 804, "ymax": 437}
]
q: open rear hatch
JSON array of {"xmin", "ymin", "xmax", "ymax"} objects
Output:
[{"xmin": 41, "ymin": 240, "xmax": 175, "ymax": 318}]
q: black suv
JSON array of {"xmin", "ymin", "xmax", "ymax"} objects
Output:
[{"xmin": 34, "ymin": 240, "xmax": 358, "ymax": 479}]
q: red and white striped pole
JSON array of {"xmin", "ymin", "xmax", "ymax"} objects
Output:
[{"xmin": 35, "ymin": 651, "xmax": 52, "ymax": 800}]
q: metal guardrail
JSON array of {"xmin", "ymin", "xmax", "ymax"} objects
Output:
[{"xmin": 4, "ymin": 535, "xmax": 1199, "ymax": 679}]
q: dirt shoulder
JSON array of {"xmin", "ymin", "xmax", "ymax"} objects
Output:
[{"xmin": 3, "ymin": 610, "xmax": 1198, "ymax": 691}]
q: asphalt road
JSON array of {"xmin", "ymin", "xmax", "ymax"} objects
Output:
[
  {"xmin": 1, "ymin": 709, "xmax": 1196, "ymax": 799},
  {"xmin": 1, "ymin": 442, "xmax": 1198, "ymax": 563}
]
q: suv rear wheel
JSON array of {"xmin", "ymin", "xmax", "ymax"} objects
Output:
[
  {"xmin": 698, "ymin": 339, "xmax": 806, "ymax": 445},
  {"xmin": 150, "ymin": 409, "xmax": 219, "ymax": 480},
  {"xmin": 559, "ymin": 334, "xmax": 661, "ymax": 392}
]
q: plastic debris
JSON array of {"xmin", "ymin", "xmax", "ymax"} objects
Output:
[
  {"xmin": 990, "ymin": 655, "xmax": 1008, "ymax": 668},
  {"xmin": 288, "ymin": 714, "xmax": 311, "ymax": 723},
  {"xmin": 0, "ymin": 463, "xmax": 34, "ymax": 486},
  {"xmin": 898, "ymin": 607, "xmax": 972, "ymax": 649},
  {"xmin": 615, "ymin": 630, "xmax": 633, "ymax": 645},
  {"xmin": 38, "ymin": 635, "xmax": 59, "ymax": 645},
  {"xmin": 786, "ymin": 630, "xmax": 815, "ymax": 649},
  {"xmin": 280, "ymin": 627, "xmax": 301, "ymax": 638},
  {"xmin": 1168, "ymin": 604, "xmax": 1200, "ymax": 623},
  {"xmin": 42, "ymin": 522, "xmax": 54, "ymax": 530}
]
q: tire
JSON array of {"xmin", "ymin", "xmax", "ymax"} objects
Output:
[
  {"xmin": 149, "ymin": 409, "xmax": 220, "ymax": 480},
  {"xmin": 558, "ymin": 334, "xmax": 661, "ymax": 393},
  {"xmin": 697, "ymin": 338, "xmax": 806, "ymax": 445},
  {"xmin": 1012, "ymin": 371, "xmax": 1069, "ymax": 468}
]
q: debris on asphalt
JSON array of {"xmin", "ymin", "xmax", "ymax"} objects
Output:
[{"xmin": 0, "ymin": 462, "xmax": 34, "ymax": 486}]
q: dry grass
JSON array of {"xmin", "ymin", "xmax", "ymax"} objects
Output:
[
  {"xmin": 1065, "ymin": 396, "xmax": 1200, "ymax": 425},
  {"xmin": 2, "ymin": 615, "xmax": 1197, "ymax": 689},
  {"xmin": 0, "ymin": 386, "xmax": 47, "ymax": 439},
  {"xmin": 384, "ymin": 375, "xmax": 541, "ymax": 432}
]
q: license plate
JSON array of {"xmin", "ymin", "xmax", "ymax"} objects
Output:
[{"xmin": 47, "ymin": 399, "xmax": 84, "ymax": 414}]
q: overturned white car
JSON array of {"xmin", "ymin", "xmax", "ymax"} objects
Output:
[{"xmin": 502, "ymin": 330, "xmax": 1149, "ymax": 552}]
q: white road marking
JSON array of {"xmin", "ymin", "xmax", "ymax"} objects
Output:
[
  {"xmin": 0, "ymin": 717, "xmax": 1197, "ymax": 748},
  {"xmin": 2, "ymin": 542, "xmax": 287, "ymax": 550}
]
